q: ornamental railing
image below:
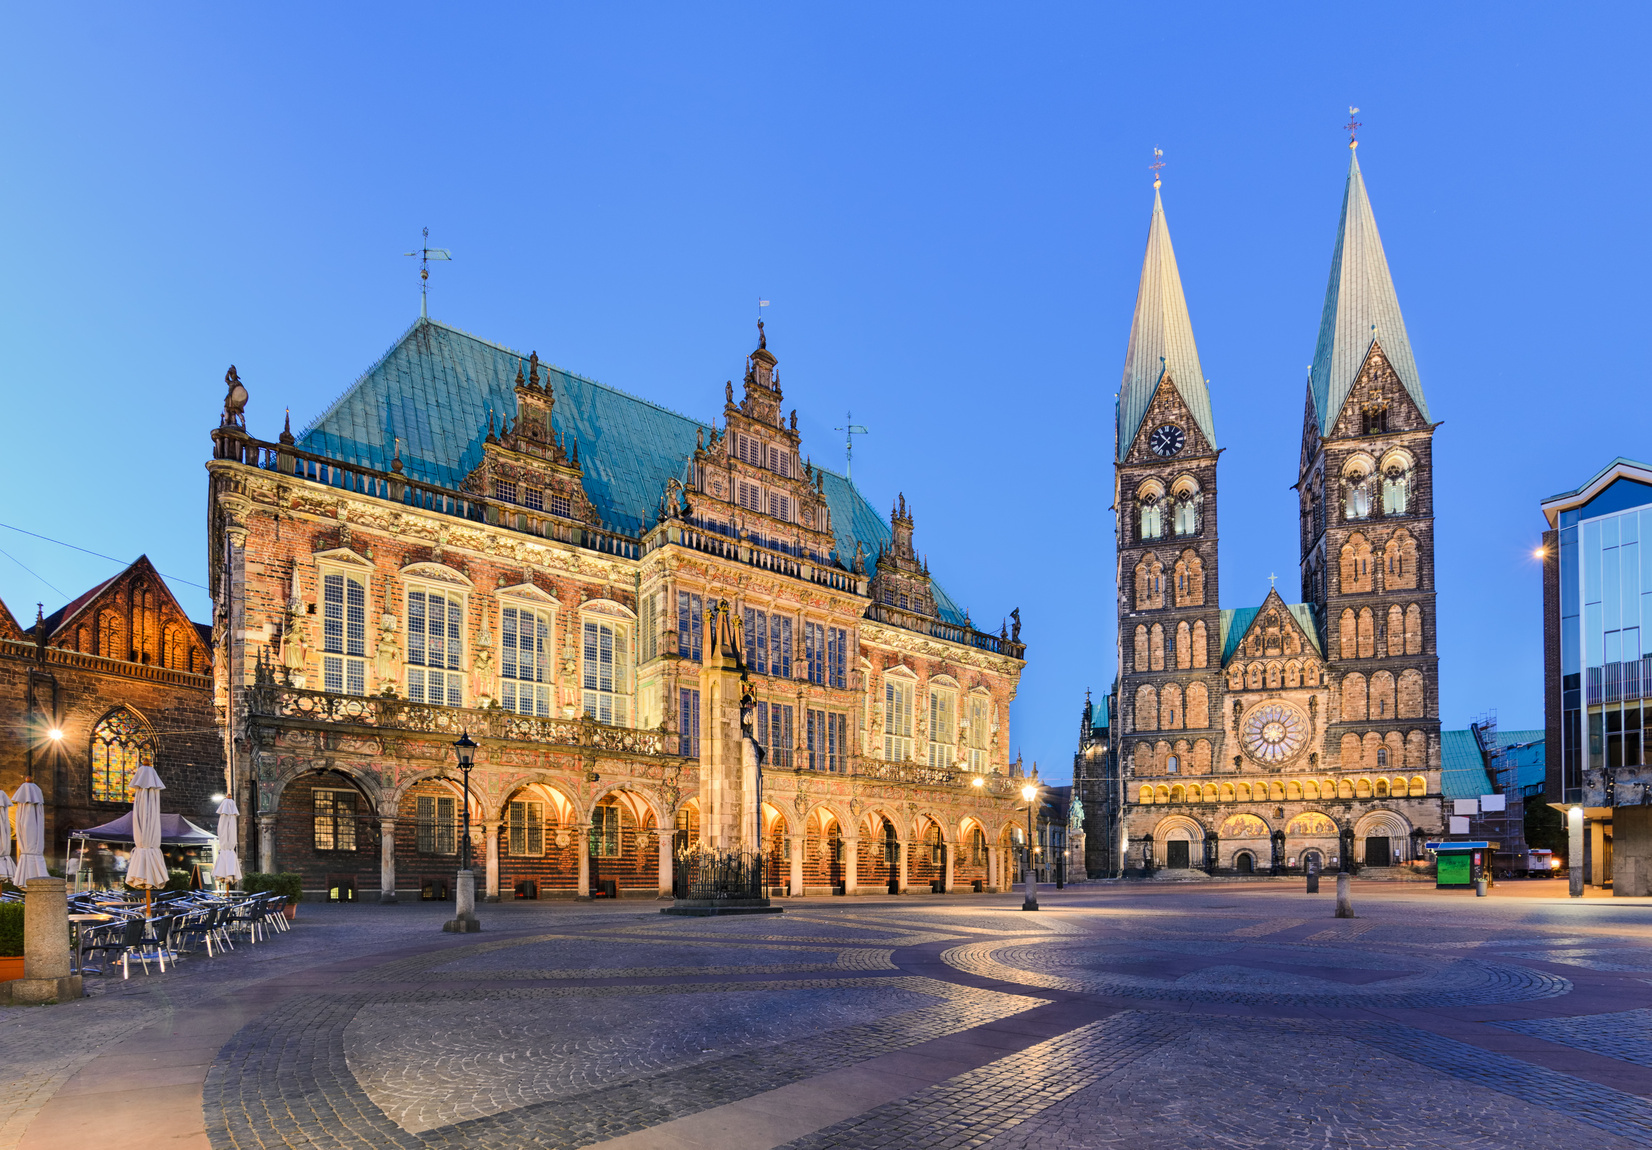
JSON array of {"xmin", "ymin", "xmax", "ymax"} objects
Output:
[
  {"xmin": 863, "ymin": 604, "xmax": 1025, "ymax": 659},
  {"xmin": 672, "ymin": 848, "xmax": 766, "ymax": 901},
  {"xmin": 246, "ymin": 683, "xmax": 678, "ymax": 759}
]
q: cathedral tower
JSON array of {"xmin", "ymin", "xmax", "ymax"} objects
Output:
[
  {"xmin": 1298, "ymin": 144, "xmax": 1440, "ymax": 786},
  {"xmin": 1116, "ymin": 182, "xmax": 1224, "ymax": 829}
]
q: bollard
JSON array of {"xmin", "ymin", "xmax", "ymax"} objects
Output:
[
  {"xmin": 443, "ymin": 869, "xmax": 482, "ymax": 932},
  {"xmin": 1306, "ymin": 871, "xmax": 1320, "ymax": 894},
  {"xmin": 1022, "ymin": 867, "xmax": 1039, "ymax": 912},
  {"xmin": 1335, "ymin": 872, "xmax": 1354, "ymax": 918},
  {"xmin": 1, "ymin": 878, "xmax": 83, "ymax": 1004}
]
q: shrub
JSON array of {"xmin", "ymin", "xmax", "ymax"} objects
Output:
[
  {"xmin": 0, "ymin": 902, "xmax": 22, "ymax": 957},
  {"xmin": 242, "ymin": 872, "xmax": 304, "ymax": 901}
]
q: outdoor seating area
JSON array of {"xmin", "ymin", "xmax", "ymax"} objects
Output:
[{"xmin": 0, "ymin": 886, "xmax": 292, "ymax": 981}]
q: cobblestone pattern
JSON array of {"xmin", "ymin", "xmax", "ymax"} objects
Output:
[
  {"xmin": 1503, "ymin": 947, "xmax": 1652, "ymax": 972},
  {"xmin": 1498, "ymin": 1007, "xmax": 1652, "ymax": 1070},
  {"xmin": 944, "ymin": 937, "xmax": 1573, "ymax": 1008},
  {"xmin": 203, "ymin": 975, "xmax": 1047, "ymax": 1149},
  {"xmin": 782, "ymin": 1012, "xmax": 1652, "ymax": 1150}
]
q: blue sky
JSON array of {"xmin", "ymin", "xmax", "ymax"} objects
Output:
[{"xmin": 2, "ymin": 4, "xmax": 1646, "ymax": 781}]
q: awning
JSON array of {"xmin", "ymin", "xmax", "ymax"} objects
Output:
[
  {"xmin": 70, "ymin": 812, "xmax": 217, "ymax": 846},
  {"xmin": 1424, "ymin": 841, "xmax": 1489, "ymax": 852}
]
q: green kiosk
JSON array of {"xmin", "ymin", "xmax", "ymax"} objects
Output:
[{"xmin": 1425, "ymin": 841, "xmax": 1487, "ymax": 889}]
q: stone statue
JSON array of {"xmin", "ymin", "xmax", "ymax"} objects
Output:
[
  {"xmin": 725, "ymin": 380, "xmax": 734, "ymax": 405},
  {"xmin": 472, "ymin": 622, "xmax": 496, "ymax": 704},
  {"xmin": 374, "ymin": 613, "xmax": 401, "ymax": 683},
  {"xmin": 280, "ymin": 593, "xmax": 308, "ymax": 680},
  {"xmin": 1010, "ymin": 608, "xmax": 1021, "ymax": 642},
  {"xmin": 223, "ymin": 365, "xmax": 248, "ymax": 426},
  {"xmin": 852, "ymin": 541, "xmax": 866, "ymax": 576}
]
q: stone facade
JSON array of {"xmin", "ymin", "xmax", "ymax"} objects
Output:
[
  {"xmin": 208, "ymin": 323, "xmax": 1029, "ymax": 900},
  {"xmin": 0, "ymin": 560, "xmax": 222, "ymax": 861},
  {"xmin": 1096, "ymin": 154, "xmax": 1445, "ymax": 877}
]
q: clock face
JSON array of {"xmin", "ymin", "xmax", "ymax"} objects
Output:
[
  {"xmin": 1149, "ymin": 424, "xmax": 1185, "ymax": 457},
  {"xmin": 1241, "ymin": 702, "xmax": 1308, "ymax": 765}
]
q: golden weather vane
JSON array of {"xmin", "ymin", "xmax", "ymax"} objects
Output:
[
  {"xmin": 1344, "ymin": 106, "xmax": 1362, "ymax": 149},
  {"xmin": 1149, "ymin": 147, "xmax": 1165, "ymax": 189}
]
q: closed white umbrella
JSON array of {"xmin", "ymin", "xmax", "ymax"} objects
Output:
[
  {"xmin": 126, "ymin": 765, "xmax": 170, "ymax": 913},
  {"xmin": 0, "ymin": 788, "xmax": 13, "ymax": 883},
  {"xmin": 210, "ymin": 797, "xmax": 242, "ymax": 884},
  {"xmin": 12, "ymin": 781, "xmax": 47, "ymax": 885}
]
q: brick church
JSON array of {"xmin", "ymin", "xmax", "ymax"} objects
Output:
[
  {"xmin": 207, "ymin": 317, "xmax": 1029, "ymax": 901},
  {"xmin": 1081, "ymin": 144, "xmax": 1446, "ymax": 876}
]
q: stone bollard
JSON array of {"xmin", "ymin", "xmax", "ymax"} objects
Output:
[
  {"xmin": 1335, "ymin": 872, "xmax": 1354, "ymax": 918},
  {"xmin": 1306, "ymin": 871, "xmax": 1320, "ymax": 894},
  {"xmin": 443, "ymin": 869, "xmax": 481, "ymax": 933},
  {"xmin": 1022, "ymin": 867, "xmax": 1039, "ymax": 912},
  {"xmin": 1, "ymin": 878, "xmax": 83, "ymax": 1005}
]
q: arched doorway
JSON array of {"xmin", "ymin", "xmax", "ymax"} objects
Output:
[
  {"xmin": 497, "ymin": 783, "xmax": 579, "ymax": 899},
  {"xmin": 587, "ymin": 790, "xmax": 659, "ymax": 899},
  {"xmin": 1235, "ymin": 852, "xmax": 1255, "ymax": 875}
]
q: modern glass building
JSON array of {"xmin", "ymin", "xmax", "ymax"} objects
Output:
[{"xmin": 1541, "ymin": 458, "xmax": 1652, "ymax": 894}]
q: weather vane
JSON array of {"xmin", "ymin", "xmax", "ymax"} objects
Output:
[
  {"xmin": 834, "ymin": 411, "xmax": 869, "ymax": 481},
  {"xmin": 1149, "ymin": 147, "xmax": 1165, "ymax": 189},
  {"xmin": 403, "ymin": 227, "xmax": 452, "ymax": 320},
  {"xmin": 1344, "ymin": 106, "xmax": 1362, "ymax": 149}
]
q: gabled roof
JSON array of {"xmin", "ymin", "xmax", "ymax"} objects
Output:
[
  {"xmin": 296, "ymin": 318, "xmax": 972, "ymax": 626},
  {"xmin": 1308, "ymin": 149, "xmax": 1428, "ymax": 437},
  {"xmin": 0, "ymin": 595, "xmax": 26, "ymax": 642},
  {"xmin": 38, "ymin": 556, "xmax": 212, "ymax": 653},
  {"xmin": 1117, "ymin": 187, "xmax": 1215, "ymax": 461},
  {"xmin": 41, "ymin": 573, "xmax": 119, "ymax": 636},
  {"xmin": 1218, "ymin": 591, "xmax": 1322, "ymax": 666}
]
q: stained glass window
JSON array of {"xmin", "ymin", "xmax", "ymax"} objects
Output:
[{"xmin": 90, "ymin": 708, "xmax": 154, "ymax": 802}]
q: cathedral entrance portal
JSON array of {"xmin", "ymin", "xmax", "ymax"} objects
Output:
[{"xmin": 1166, "ymin": 840, "xmax": 1190, "ymax": 869}]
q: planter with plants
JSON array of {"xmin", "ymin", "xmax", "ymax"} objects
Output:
[
  {"xmin": 0, "ymin": 901, "xmax": 23, "ymax": 982},
  {"xmin": 242, "ymin": 872, "xmax": 304, "ymax": 919}
]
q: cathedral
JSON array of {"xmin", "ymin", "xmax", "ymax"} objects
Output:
[
  {"xmin": 206, "ymin": 318, "xmax": 1029, "ymax": 901},
  {"xmin": 1082, "ymin": 142, "xmax": 1445, "ymax": 876}
]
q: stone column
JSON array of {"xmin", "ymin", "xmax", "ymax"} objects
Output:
[
  {"xmin": 1591, "ymin": 819, "xmax": 1607, "ymax": 887},
  {"xmin": 484, "ymin": 820, "xmax": 501, "ymax": 902},
  {"xmin": 658, "ymin": 827, "xmax": 673, "ymax": 898},
  {"xmin": 943, "ymin": 841, "xmax": 955, "ymax": 894},
  {"xmin": 897, "ymin": 840, "xmax": 910, "ymax": 894},
  {"xmin": 843, "ymin": 838, "xmax": 858, "ymax": 896},
  {"xmin": 788, "ymin": 835, "xmax": 803, "ymax": 896},
  {"xmin": 577, "ymin": 829, "xmax": 591, "ymax": 899},
  {"xmin": 378, "ymin": 816, "xmax": 398, "ymax": 903},
  {"xmin": 1569, "ymin": 805, "xmax": 1586, "ymax": 898},
  {"xmin": 258, "ymin": 815, "xmax": 277, "ymax": 874},
  {"xmin": 3, "ymin": 878, "xmax": 81, "ymax": 1004}
]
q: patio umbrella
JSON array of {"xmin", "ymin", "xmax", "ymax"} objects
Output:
[
  {"xmin": 210, "ymin": 796, "xmax": 242, "ymax": 885},
  {"xmin": 126, "ymin": 764, "xmax": 170, "ymax": 913},
  {"xmin": 0, "ymin": 788, "xmax": 13, "ymax": 883},
  {"xmin": 11, "ymin": 781, "xmax": 48, "ymax": 885}
]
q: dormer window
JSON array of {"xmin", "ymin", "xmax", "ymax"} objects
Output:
[
  {"xmin": 768, "ymin": 445, "xmax": 790, "ymax": 477},
  {"xmin": 493, "ymin": 480, "xmax": 518, "ymax": 503},
  {"xmin": 768, "ymin": 492, "xmax": 791, "ymax": 520},
  {"xmin": 523, "ymin": 488, "xmax": 543, "ymax": 511},
  {"xmin": 549, "ymin": 493, "xmax": 573, "ymax": 518}
]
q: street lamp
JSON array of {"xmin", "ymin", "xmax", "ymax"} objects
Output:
[
  {"xmin": 452, "ymin": 731, "xmax": 477, "ymax": 871},
  {"xmin": 1021, "ymin": 781, "xmax": 1039, "ymax": 911},
  {"xmin": 443, "ymin": 731, "xmax": 482, "ymax": 933}
]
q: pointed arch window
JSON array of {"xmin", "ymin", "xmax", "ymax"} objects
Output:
[
  {"xmin": 1140, "ymin": 494, "xmax": 1164, "ymax": 541},
  {"xmin": 90, "ymin": 709, "xmax": 155, "ymax": 802},
  {"xmin": 1345, "ymin": 469, "xmax": 1372, "ymax": 520},
  {"xmin": 1382, "ymin": 463, "xmax": 1411, "ymax": 515}
]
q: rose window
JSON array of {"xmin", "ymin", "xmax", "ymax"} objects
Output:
[{"xmin": 1241, "ymin": 703, "xmax": 1307, "ymax": 765}]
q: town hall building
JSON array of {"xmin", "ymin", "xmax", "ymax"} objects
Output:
[
  {"xmin": 207, "ymin": 318, "xmax": 1029, "ymax": 901},
  {"xmin": 1085, "ymin": 142, "xmax": 1446, "ymax": 876}
]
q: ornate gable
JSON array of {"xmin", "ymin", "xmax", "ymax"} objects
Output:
[
  {"xmin": 1325, "ymin": 339, "xmax": 1429, "ymax": 443},
  {"xmin": 0, "ymin": 595, "xmax": 25, "ymax": 642},
  {"xmin": 1224, "ymin": 589, "xmax": 1322, "ymax": 669},
  {"xmin": 44, "ymin": 555, "xmax": 212, "ymax": 673},
  {"xmin": 461, "ymin": 351, "xmax": 600, "ymax": 529},
  {"xmin": 1122, "ymin": 371, "xmax": 1216, "ymax": 466}
]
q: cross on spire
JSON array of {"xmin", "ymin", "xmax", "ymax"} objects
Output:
[
  {"xmin": 1344, "ymin": 106, "xmax": 1362, "ymax": 149},
  {"xmin": 1149, "ymin": 147, "xmax": 1165, "ymax": 189},
  {"xmin": 1269, "ymin": 572, "xmax": 1278, "ymax": 588}
]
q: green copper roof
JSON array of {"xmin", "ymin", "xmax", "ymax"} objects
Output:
[
  {"xmin": 1309, "ymin": 150, "xmax": 1428, "ymax": 437},
  {"xmin": 1117, "ymin": 188, "xmax": 1215, "ymax": 462},
  {"xmin": 296, "ymin": 318, "xmax": 971, "ymax": 626},
  {"xmin": 1440, "ymin": 729, "xmax": 1492, "ymax": 799},
  {"xmin": 1218, "ymin": 600, "xmax": 1321, "ymax": 666}
]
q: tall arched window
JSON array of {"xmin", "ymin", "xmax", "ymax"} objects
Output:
[
  {"xmin": 1381, "ymin": 463, "xmax": 1411, "ymax": 515},
  {"xmin": 1140, "ymin": 494, "xmax": 1164, "ymax": 541},
  {"xmin": 1172, "ymin": 479, "xmax": 1201, "ymax": 536},
  {"xmin": 1345, "ymin": 469, "xmax": 1372, "ymax": 520},
  {"xmin": 90, "ymin": 708, "xmax": 155, "ymax": 802}
]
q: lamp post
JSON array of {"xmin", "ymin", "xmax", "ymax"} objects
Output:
[
  {"xmin": 1021, "ymin": 781, "xmax": 1039, "ymax": 911},
  {"xmin": 453, "ymin": 731, "xmax": 477, "ymax": 871},
  {"xmin": 443, "ymin": 731, "xmax": 481, "ymax": 933}
]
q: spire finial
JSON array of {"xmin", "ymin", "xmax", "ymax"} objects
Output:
[
  {"xmin": 1344, "ymin": 106, "xmax": 1362, "ymax": 149},
  {"xmin": 402, "ymin": 227, "xmax": 452, "ymax": 320},
  {"xmin": 1149, "ymin": 147, "xmax": 1164, "ymax": 190}
]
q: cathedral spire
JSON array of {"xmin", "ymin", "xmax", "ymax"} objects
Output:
[
  {"xmin": 1117, "ymin": 184, "xmax": 1214, "ymax": 462},
  {"xmin": 1308, "ymin": 147, "xmax": 1428, "ymax": 437}
]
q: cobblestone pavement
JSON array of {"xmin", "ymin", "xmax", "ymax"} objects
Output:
[{"xmin": 15, "ymin": 883, "xmax": 1652, "ymax": 1149}]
